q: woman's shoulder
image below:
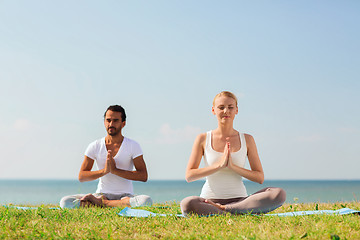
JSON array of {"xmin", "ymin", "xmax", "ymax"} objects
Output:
[
  {"xmin": 243, "ymin": 133, "xmax": 253, "ymax": 138},
  {"xmin": 243, "ymin": 133, "xmax": 256, "ymax": 145},
  {"xmin": 192, "ymin": 132, "xmax": 208, "ymax": 147},
  {"xmin": 195, "ymin": 132, "xmax": 207, "ymax": 142}
]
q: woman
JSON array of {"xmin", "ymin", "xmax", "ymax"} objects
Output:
[{"xmin": 180, "ymin": 91, "xmax": 286, "ymax": 216}]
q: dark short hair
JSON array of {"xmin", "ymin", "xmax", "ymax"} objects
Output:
[{"xmin": 104, "ymin": 105, "xmax": 126, "ymax": 122}]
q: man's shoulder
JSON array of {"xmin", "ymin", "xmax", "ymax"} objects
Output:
[
  {"xmin": 124, "ymin": 137, "xmax": 141, "ymax": 146},
  {"xmin": 87, "ymin": 137, "xmax": 105, "ymax": 148},
  {"xmin": 84, "ymin": 137, "xmax": 105, "ymax": 156},
  {"xmin": 123, "ymin": 137, "xmax": 142, "ymax": 156}
]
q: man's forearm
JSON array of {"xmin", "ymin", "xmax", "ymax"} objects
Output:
[
  {"xmin": 111, "ymin": 168, "xmax": 148, "ymax": 182},
  {"xmin": 79, "ymin": 169, "xmax": 105, "ymax": 182}
]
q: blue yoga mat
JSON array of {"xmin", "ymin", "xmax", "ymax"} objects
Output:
[
  {"xmin": 3, "ymin": 205, "xmax": 60, "ymax": 210},
  {"xmin": 118, "ymin": 207, "xmax": 184, "ymax": 217},
  {"xmin": 118, "ymin": 207, "xmax": 360, "ymax": 218},
  {"xmin": 266, "ymin": 208, "xmax": 360, "ymax": 217},
  {"xmin": 5, "ymin": 205, "xmax": 359, "ymax": 217}
]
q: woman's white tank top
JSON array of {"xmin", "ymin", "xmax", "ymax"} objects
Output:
[{"xmin": 200, "ymin": 131, "xmax": 248, "ymax": 199}]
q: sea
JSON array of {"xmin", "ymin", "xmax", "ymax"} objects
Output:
[{"xmin": 0, "ymin": 179, "xmax": 359, "ymax": 205}]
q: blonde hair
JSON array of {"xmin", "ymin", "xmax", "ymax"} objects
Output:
[{"xmin": 213, "ymin": 91, "xmax": 238, "ymax": 106}]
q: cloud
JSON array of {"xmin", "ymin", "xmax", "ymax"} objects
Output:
[
  {"xmin": 13, "ymin": 118, "xmax": 32, "ymax": 131},
  {"xmin": 337, "ymin": 127, "xmax": 359, "ymax": 134},
  {"xmin": 235, "ymin": 92, "xmax": 245, "ymax": 99},
  {"xmin": 156, "ymin": 123, "xmax": 202, "ymax": 144}
]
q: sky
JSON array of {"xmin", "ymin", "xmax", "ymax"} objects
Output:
[{"xmin": 0, "ymin": 1, "xmax": 359, "ymax": 180}]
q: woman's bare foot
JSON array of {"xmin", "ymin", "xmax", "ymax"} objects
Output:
[{"xmin": 204, "ymin": 199, "xmax": 226, "ymax": 211}]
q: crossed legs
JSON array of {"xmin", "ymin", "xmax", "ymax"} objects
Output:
[
  {"xmin": 180, "ymin": 187, "xmax": 286, "ymax": 216},
  {"xmin": 78, "ymin": 193, "xmax": 131, "ymax": 207},
  {"xmin": 60, "ymin": 193, "xmax": 152, "ymax": 209}
]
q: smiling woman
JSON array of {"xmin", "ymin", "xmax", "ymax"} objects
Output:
[{"xmin": 180, "ymin": 91, "xmax": 286, "ymax": 216}]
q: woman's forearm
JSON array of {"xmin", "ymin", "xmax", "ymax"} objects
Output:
[
  {"xmin": 185, "ymin": 164, "xmax": 221, "ymax": 182},
  {"xmin": 229, "ymin": 164, "xmax": 264, "ymax": 184}
]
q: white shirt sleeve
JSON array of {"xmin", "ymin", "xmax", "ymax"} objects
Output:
[
  {"xmin": 130, "ymin": 139, "xmax": 143, "ymax": 159},
  {"xmin": 84, "ymin": 140, "xmax": 99, "ymax": 160}
]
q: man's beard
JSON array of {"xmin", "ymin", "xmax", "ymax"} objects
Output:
[{"xmin": 108, "ymin": 126, "xmax": 121, "ymax": 136}]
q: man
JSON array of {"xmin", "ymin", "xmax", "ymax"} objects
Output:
[{"xmin": 60, "ymin": 105, "xmax": 152, "ymax": 208}]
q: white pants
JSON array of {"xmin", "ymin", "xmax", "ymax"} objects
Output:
[{"xmin": 60, "ymin": 193, "xmax": 152, "ymax": 209}]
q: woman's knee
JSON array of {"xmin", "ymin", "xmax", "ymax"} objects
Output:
[
  {"xmin": 271, "ymin": 187, "xmax": 286, "ymax": 205},
  {"xmin": 180, "ymin": 196, "xmax": 201, "ymax": 214}
]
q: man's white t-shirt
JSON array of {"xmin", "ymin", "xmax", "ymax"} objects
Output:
[{"xmin": 84, "ymin": 137, "xmax": 143, "ymax": 195}]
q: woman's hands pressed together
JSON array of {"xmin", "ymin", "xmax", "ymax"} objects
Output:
[
  {"xmin": 213, "ymin": 135, "xmax": 264, "ymax": 184},
  {"xmin": 216, "ymin": 137, "xmax": 232, "ymax": 170}
]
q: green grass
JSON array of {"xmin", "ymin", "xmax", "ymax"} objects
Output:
[{"xmin": 1, "ymin": 202, "xmax": 359, "ymax": 239}]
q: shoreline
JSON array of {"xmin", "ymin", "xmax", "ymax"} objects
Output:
[{"xmin": 1, "ymin": 179, "xmax": 359, "ymax": 205}]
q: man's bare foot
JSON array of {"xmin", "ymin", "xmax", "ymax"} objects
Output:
[{"xmin": 80, "ymin": 194, "xmax": 105, "ymax": 207}]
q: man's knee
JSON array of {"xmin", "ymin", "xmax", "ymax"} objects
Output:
[
  {"xmin": 59, "ymin": 195, "xmax": 81, "ymax": 209},
  {"xmin": 129, "ymin": 195, "xmax": 153, "ymax": 207}
]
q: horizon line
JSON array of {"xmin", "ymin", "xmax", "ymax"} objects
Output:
[{"xmin": 1, "ymin": 178, "xmax": 360, "ymax": 181}]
